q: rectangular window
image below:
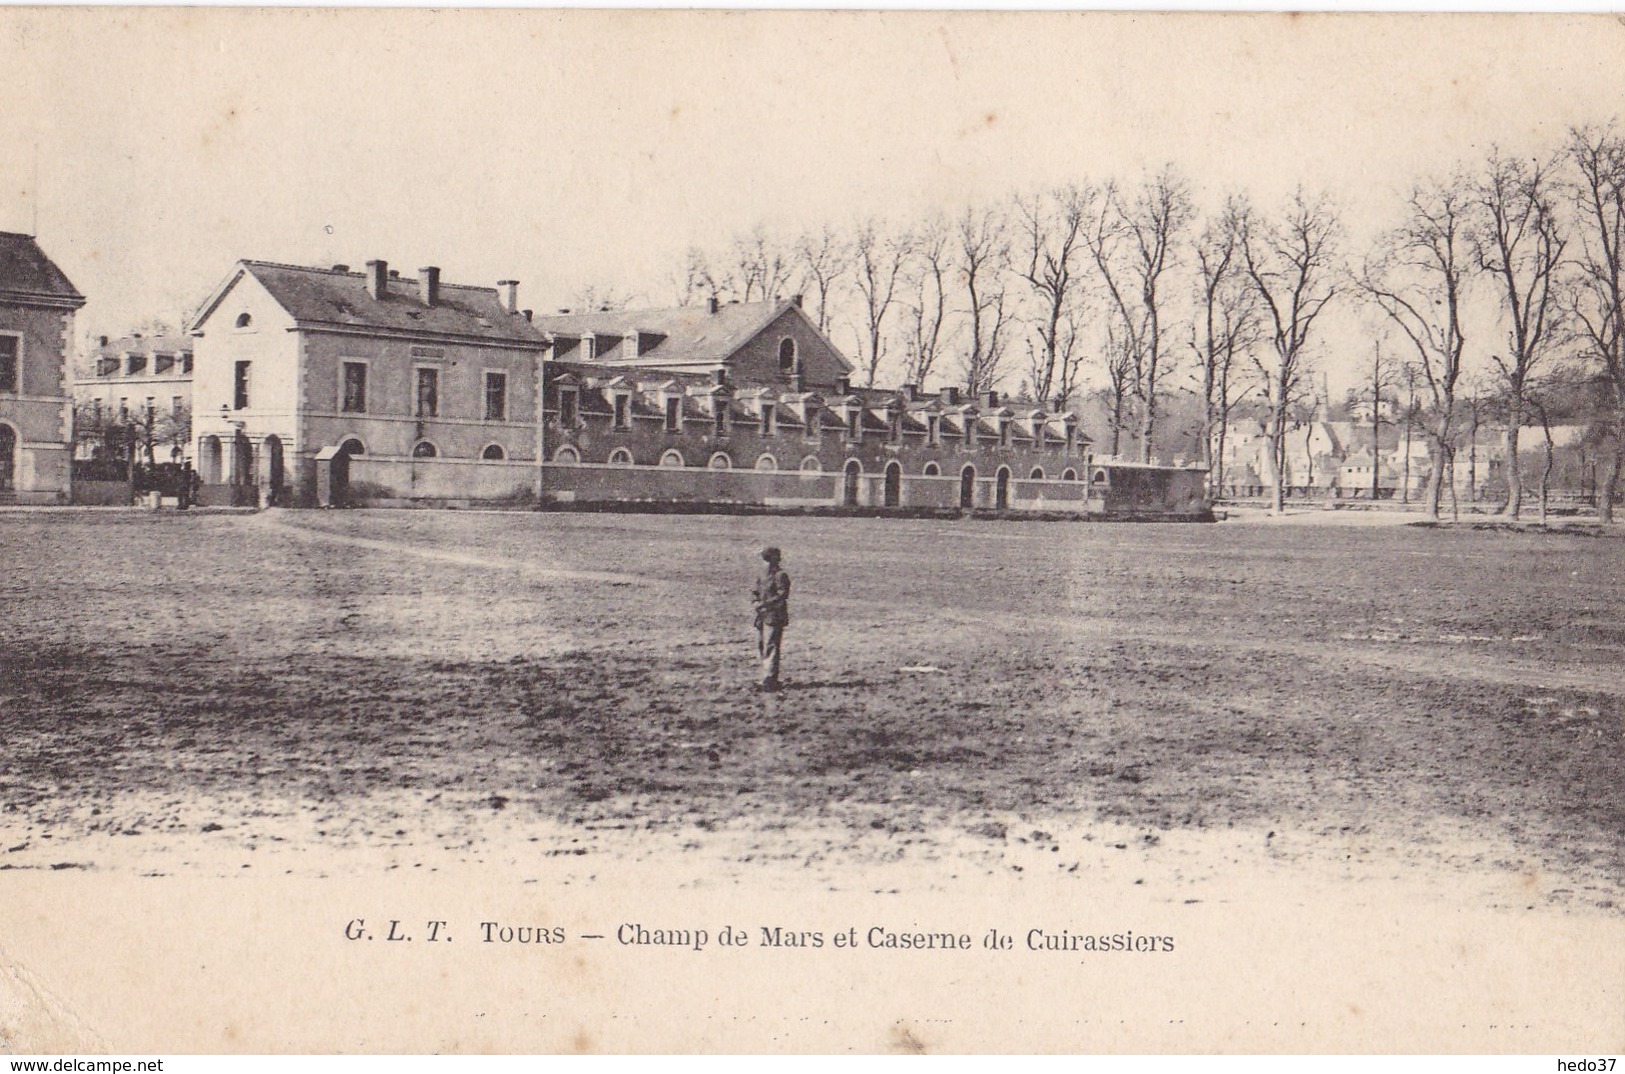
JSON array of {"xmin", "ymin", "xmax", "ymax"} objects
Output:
[
  {"xmin": 559, "ymin": 388, "xmax": 578, "ymax": 427},
  {"xmin": 118, "ymin": 397, "xmax": 129, "ymax": 420},
  {"xmin": 665, "ymin": 396, "xmax": 681, "ymax": 432},
  {"xmin": 963, "ymin": 418, "xmax": 974, "ymax": 446},
  {"xmin": 154, "ymin": 354, "xmax": 175, "ymax": 375},
  {"xmin": 233, "ymin": 361, "xmax": 251, "ymax": 410},
  {"xmin": 714, "ymin": 406, "xmax": 727, "ymax": 436},
  {"xmin": 416, "ymin": 367, "xmax": 439, "ymax": 418},
  {"xmin": 761, "ymin": 403, "xmax": 775, "ymax": 436},
  {"xmin": 341, "ymin": 361, "xmax": 367, "ymax": 413},
  {"xmin": 126, "ymin": 354, "xmax": 147, "ymax": 375},
  {"xmin": 0, "ymin": 335, "xmax": 16, "ymax": 393},
  {"xmin": 182, "ymin": 354, "xmax": 194, "ymax": 374},
  {"xmin": 847, "ymin": 410, "xmax": 861, "ymax": 440},
  {"xmin": 171, "ymin": 395, "xmax": 183, "ymax": 416},
  {"xmin": 484, "ymin": 372, "xmax": 507, "ymax": 422},
  {"xmin": 613, "ymin": 394, "xmax": 630, "ymax": 429},
  {"xmin": 999, "ymin": 421, "xmax": 1011, "ymax": 446},
  {"xmin": 144, "ymin": 396, "xmax": 155, "ymax": 417},
  {"xmin": 927, "ymin": 415, "xmax": 940, "ymax": 445}
]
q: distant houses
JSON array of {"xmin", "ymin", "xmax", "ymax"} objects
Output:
[{"xmin": 0, "ymin": 232, "xmax": 85, "ymax": 503}]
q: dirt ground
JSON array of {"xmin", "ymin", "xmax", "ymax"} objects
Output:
[
  {"xmin": 3, "ymin": 508, "xmax": 1624, "ymax": 1052},
  {"xmin": 0, "ymin": 507, "xmax": 1619, "ymax": 907}
]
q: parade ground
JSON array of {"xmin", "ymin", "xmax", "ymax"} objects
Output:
[
  {"xmin": 3, "ymin": 508, "xmax": 1624, "ymax": 1052},
  {"xmin": 1, "ymin": 507, "xmax": 1619, "ymax": 904}
]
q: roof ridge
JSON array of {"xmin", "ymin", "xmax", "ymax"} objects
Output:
[{"xmin": 241, "ymin": 259, "xmax": 497, "ymax": 293}]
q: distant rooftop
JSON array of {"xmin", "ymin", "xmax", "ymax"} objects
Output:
[{"xmin": 0, "ymin": 231, "xmax": 84, "ymax": 309}]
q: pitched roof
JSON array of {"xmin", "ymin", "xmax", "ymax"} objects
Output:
[
  {"xmin": 0, "ymin": 232, "xmax": 84, "ymax": 309},
  {"xmin": 194, "ymin": 261, "xmax": 546, "ymax": 346},
  {"xmin": 533, "ymin": 299, "xmax": 807, "ymax": 367}
]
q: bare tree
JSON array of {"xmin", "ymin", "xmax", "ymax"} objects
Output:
[
  {"xmin": 848, "ymin": 219, "xmax": 913, "ymax": 388},
  {"xmin": 1349, "ymin": 340, "xmax": 1403, "ymax": 501},
  {"xmin": 1095, "ymin": 321, "xmax": 1138, "ymax": 457},
  {"xmin": 1015, "ymin": 185, "xmax": 1092, "ymax": 406},
  {"xmin": 1565, "ymin": 123, "xmax": 1625, "ymax": 522},
  {"xmin": 1474, "ymin": 150, "xmax": 1567, "ymax": 519},
  {"xmin": 1085, "ymin": 168, "xmax": 1194, "ymax": 462},
  {"xmin": 794, "ymin": 224, "xmax": 850, "ymax": 335},
  {"xmin": 1239, "ymin": 189, "xmax": 1345, "ymax": 514},
  {"xmin": 899, "ymin": 216, "xmax": 951, "ymax": 390},
  {"xmin": 671, "ymin": 245, "xmax": 727, "ymax": 306},
  {"xmin": 1361, "ymin": 175, "xmax": 1474, "ymax": 520},
  {"xmin": 572, "ymin": 283, "xmax": 634, "ymax": 313},
  {"xmin": 1191, "ymin": 200, "xmax": 1259, "ymax": 492},
  {"xmin": 954, "ymin": 202, "xmax": 1014, "ymax": 396}
]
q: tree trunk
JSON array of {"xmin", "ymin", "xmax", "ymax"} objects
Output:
[
  {"xmin": 1424, "ymin": 431, "xmax": 1447, "ymax": 521},
  {"xmin": 1599, "ymin": 440, "xmax": 1623, "ymax": 524},
  {"xmin": 1503, "ymin": 419, "xmax": 1523, "ymax": 519}
]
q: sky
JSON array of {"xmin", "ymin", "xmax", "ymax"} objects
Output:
[{"xmin": 4, "ymin": 9, "xmax": 1623, "ymax": 390}]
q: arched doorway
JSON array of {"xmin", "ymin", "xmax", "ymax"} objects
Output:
[
  {"xmin": 843, "ymin": 460, "xmax": 861, "ymax": 506},
  {"xmin": 0, "ymin": 424, "xmax": 15, "ymax": 493},
  {"xmin": 995, "ymin": 466, "xmax": 1011, "ymax": 510},
  {"xmin": 959, "ymin": 465, "xmax": 976, "ymax": 509},
  {"xmin": 883, "ymin": 461, "xmax": 901, "ymax": 507},
  {"xmin": 260, "ymin": 434, "xmax": 285, "ymax": 500},
  {"xmin": 199, "ymin": 435, "xmax": 222, "ymax": 485},
  {"xmin": 231, "ymin": 433, "xmax": 253, "ymax": 487}
]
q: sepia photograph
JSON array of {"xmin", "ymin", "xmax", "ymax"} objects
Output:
[{"xmin": 0, "ymin": 7, "xmax": 1621, "ymax": 1056}]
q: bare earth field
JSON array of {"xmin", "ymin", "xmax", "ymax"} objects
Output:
[{"xmin": 1, "ymin": 508, "xmax": 1622, "ymax": 1052}]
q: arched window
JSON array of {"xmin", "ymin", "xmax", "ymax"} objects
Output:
[
  {"xmin": 481, "ymin": 444, "xmax": 506, "ymax": 461},
  {"xmin": 843, "ymin": 459, "xmax": 862, "ymax": 506},
  {"xmin": 799, "ymin": 455, "xmax": 822, "ymax": 473},
  {"xmin": 1062, "ymin": 468, "xmax": 1078, "ymax": 481},
  {"xmin": 1093, "ymin": 469, "xmax": 1109, "ymax": 485},
  {"xmin": 338, "ymin": 437, "xmax": 365, "ymax": 456},
  {"xmin": 608, "ymin": 448, "xmax": 635, "ymax": 466},
  {"xmin": 659, "ymin": 449, "xmax": 685, "ymax": 468},
  {"xmin": 234, "ymin": 313, "xmax": 252, "ymax": 329},
  {"xmin": 922, "ymin": 461, "xmax": 941, "ymax": 477},
  {"xmin": 552, "ymin": 445, "xmax": 580, "ymax": 465},
  {"xmin": 708, "ymin": 452, "xmax": 733, "ymax": 470},
  {"xmin": 1030, "ymin": 467, "xmax": 1045, "ymax": 480},
  {"xmin": 778, "ymin": 337, "xmax": 797, "ymax": 374},
  {"xmin": 412, "ymin": 440, "xmax": 438, "ymax": 458},
  {"xmin": 755, "ymin": 453, "xmax": 778, "ymax": 471}
]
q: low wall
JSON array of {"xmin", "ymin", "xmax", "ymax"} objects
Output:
[
  {"xmin": 347, "ymin": 456, "xmax": 535, "ymax": 505},
  {"xmin": 71, "ymin": 479, "xmax": 133, "ymax": 506}
]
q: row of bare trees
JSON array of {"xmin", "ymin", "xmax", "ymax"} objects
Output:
[{"xmin": 596, "ymin": 121, "xmax": 1625, "ymax": 521}]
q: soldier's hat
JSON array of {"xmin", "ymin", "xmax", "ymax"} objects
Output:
[{"xmin": 760, "ymin": 546, "xmax": 781, "ymax": 562}]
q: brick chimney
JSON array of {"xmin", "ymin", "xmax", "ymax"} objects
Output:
[
  {"xmin": 901, "ymin": 384, "xmax": 918, "ymax": 402},
  {"xmin": 365, "ymin": 260, "xmax": 388, "ymax": 299},
  {"xmin": 712, "ymin": 367, "xmax": 729, "ymax": 386},
  {"xmin": 707, "ymin": 296, "xmax": 720, "ymax": 315},
  {"xmin": 940, "ymin": 386, "xmax": 960, "ymax": 406},
  {"xmin": 331, "ymin": 263, "xmax": 350, "ymax": 273},
  {"xmin": 791, "ymin": 293, "xmax": 804, "ymax": 309},
  {"xmin": 834, "ymin": 375, "xmax": 851, "ymax": 396},
  {"xmin": 418, "ymin": 266, "xmax": 440, "ymax": 308},
  {"xmin": 498, "ymin": 280, "xmax": 519, "ymax": 314},
  {"xmin": 1052, "ymin": 394, "xmax": 1065, "ymax": 411},
  {"xmin": 984, "ymin": 390, "xmax": 999, "ymax": 408}
]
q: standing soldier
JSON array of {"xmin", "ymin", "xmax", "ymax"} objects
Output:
[{"xmin": 752, "ymin": 546, "xmax": 791, "ymax": 692}]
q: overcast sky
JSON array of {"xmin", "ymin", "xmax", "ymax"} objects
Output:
[{"xmin": 6, "ymin": 10, "xmax": 1622, "ymax": 389}]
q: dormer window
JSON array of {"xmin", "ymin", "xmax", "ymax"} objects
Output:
[
  {"xmin": 761, "ymin": 402, "xmax": 776, "ymax": 436},
  {"xmin": 778, "ymin": 337, "xmax": 796, "ymax": 374},
  {"xmin": 234, "ymin": 313, "xmax": 252, "ymax": 329},
  {"xmin": 126, "ymin": 354, "xmax": 146, "ymax": 375},
  {"xmin": 154, "ymin": 354, "xmax": 175, "ymax": 375}
]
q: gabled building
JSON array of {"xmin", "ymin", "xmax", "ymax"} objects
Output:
[
  {"xmin": 188, "ymin": 259, "xmax": 546, "ymax": 505},
  {"xmin": 0, "ymin": 232, "xmax": 85, "ymax": 503},
  {"xmin": 532, "ymin": 296, "xmax": 852, "ymax": 391}
]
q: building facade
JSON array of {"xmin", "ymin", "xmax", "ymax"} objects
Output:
[
  {"xmin": 73, "ymin": 333, "xmax": 195, "ymax": 462},
  {"xmin": 0, "ymin": 232, "xmax": 86, "ymax": 503},
  {"xmin": 188, "ymin": 259, "xmax": 546, "ymax": 506}
]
